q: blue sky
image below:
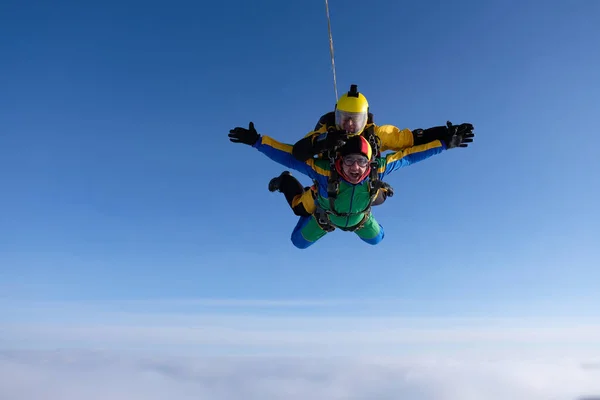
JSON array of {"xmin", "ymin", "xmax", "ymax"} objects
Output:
[{"xmin": 1, "ymin": 0, "xmax": 600, "ymax": 357}]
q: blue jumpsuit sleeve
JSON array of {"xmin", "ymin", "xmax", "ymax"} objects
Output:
[
  {"xmin": 378, "ymin": 140, "xmax": 447, "ymax": 179},
  {"xmin": 252, "ymin": 135, "xmax": 329, "ymax": 185}
]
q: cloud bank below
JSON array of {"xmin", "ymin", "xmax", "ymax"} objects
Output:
[{"xmin": 1, "ymin": 350, "xmax": 600, "ymax": 400}]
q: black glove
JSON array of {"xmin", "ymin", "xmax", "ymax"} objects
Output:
[
  {"xmin": 313, "ymin": 127, "xmax": 349, "ymax": 152},
  {"xmin": 443, "ymin": 121, "xmax": 475, "ymax": 149},
  {"xmin": 228, "ymin": 122, "xmax": 260, "ymax": 146}
]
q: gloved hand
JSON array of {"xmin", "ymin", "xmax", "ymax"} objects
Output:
[
  {"xmin": 444, "ymin": 121, "xmax": 475, "ymax": 149},
  {"xmin": 228, "ymin": 122, "xmax": 260, "ymax": 146},
  {"xmin": 313, "ymin": 127, "xmax": 349, "ymax": 152}
]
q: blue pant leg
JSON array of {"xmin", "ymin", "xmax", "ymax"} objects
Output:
[
  {"xmin": 291, "ymin": 216, "xmax": 314, "ymax": 249},
  {"xmin": 290, "ymin": 215, "xmax": 327, "ymax": 249},
  {"xmin": 361, "ymin": 223, "xmax": 384, "ymax": 245},
  {"xmin": 355, "ymin": 215, "xmax": 385, "ymax": 245}
]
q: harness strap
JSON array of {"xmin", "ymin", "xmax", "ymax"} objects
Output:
[
  {"xmin": 314, "ymin": 204, "xmax": 372, "ymax": 233},
  {"xmin": 327, "ymin": 154, "xmax": 340, "ymax": 215},
  {"xmin": 364, "ymin": 126, "xmax": 395, "ymax": 199}
]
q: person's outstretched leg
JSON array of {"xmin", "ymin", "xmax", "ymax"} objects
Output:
[
  {"xmin": 268, "ymin": 171, "xmax": 313, "ymax": 217},
  {"xmin": 354, "ymin": 214, "xmax": 385, "ymax": 245},
  {"xmin": 290, "ymin": 215, "xmax": 328, "ymax": 249}
]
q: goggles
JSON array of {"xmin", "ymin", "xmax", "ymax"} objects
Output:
[
  {"xmin": 342, "ymin": 154, "xmax": 369, "ymax": 167},
  {"xmin": 335, "ymin": 110, "xmax": 368, "ymax": 134}
]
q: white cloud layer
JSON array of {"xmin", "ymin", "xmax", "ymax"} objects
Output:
[
  {"xmin": 2, "ymin": 299, "xmax": 600, "ymax": 399},
  {"xmin": 1, "ymin": 350, "xmax": 600, "ymax": 400}
]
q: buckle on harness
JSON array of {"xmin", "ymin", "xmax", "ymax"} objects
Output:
[{"xmin": 314, "ymin": 207, "xmax": 335, "ymax": 232}]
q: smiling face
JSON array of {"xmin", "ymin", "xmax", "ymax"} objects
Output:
[
  {"xmin": 336, "ymin": 135, "xmax": 373, "ymax": 184},
  {"xmin": 341, "ymin": 154, "xmax": 369, "ymax": 184}
]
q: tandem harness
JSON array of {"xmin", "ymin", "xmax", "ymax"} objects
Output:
[{"xmin": 312, "ymin": 126, "xmax": 394, "ymax": 233}]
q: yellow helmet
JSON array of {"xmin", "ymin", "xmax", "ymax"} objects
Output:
[{"xmin": 335, "ymin": 84, "xmax": 369, "ymax": 135}]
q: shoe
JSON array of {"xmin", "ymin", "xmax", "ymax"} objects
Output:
[{"xmin": 268, "ymin": 171, "xmax": 291, "ymax": 192}]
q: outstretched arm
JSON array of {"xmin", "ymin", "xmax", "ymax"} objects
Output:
[
  {"xmin": 254, "ymin": 135, "xmax": 328, "ymax": 181},
  {"xmin": 374, "ymin": 125, "xmax": 415, "ymax": 152},
  {"xmin": 375, "ymin": 122, "xmax": 475, "ymax": 152},
  {"xmin": 377, "ymin": 121, "xmax": 475, "ymax": 178},
  {"xmin": 378, "ymin": 140, "xmax": 446, "ymax": 179},
  {"xmin": 229, "ymin": 122, "xmax": 330, "ymax": 184},
  {"xmin": 412, "ymin": 122, "xmax": 475, "ymax": 147}
]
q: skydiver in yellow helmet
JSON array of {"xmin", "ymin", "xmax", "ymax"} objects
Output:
[{"xmin": 265, "ymin": 83, "xmax": 475, "ymax": 219}]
